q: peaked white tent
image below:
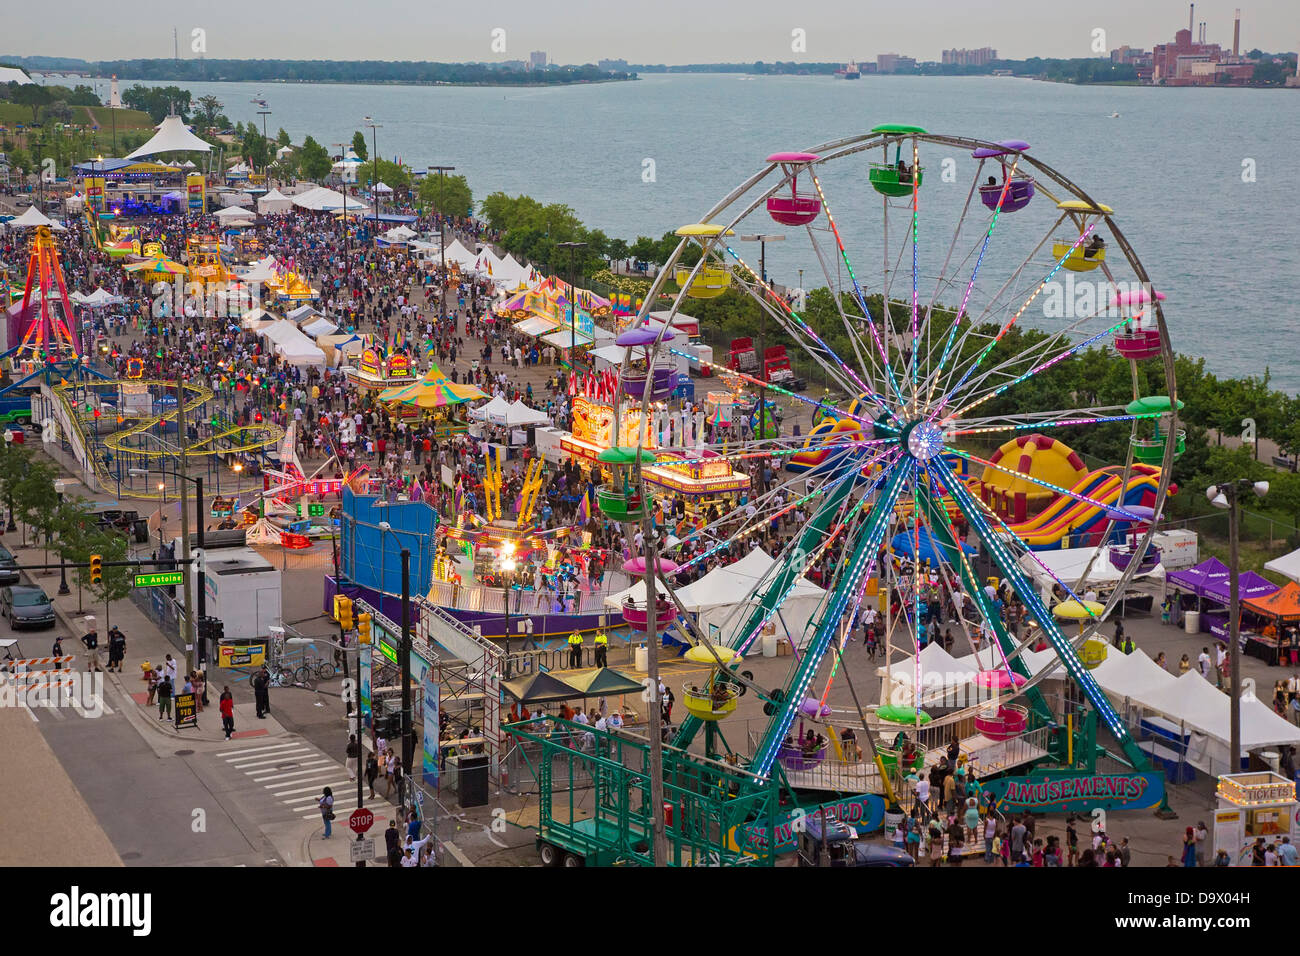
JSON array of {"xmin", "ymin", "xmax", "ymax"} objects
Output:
[
  {"xmin": 1020, "ymin": 546, "xmax": 1163, "ymax": 602},
  {"xmin": 495, "ymin": 254, "xmax": 531, "ymax": 287},
  {"xmin": 214, "ymin": 204, "xmax": 254, "ymax": 221},
  {"xmin": 258, "ymin": 188, "xmax": 293, "ymax": 215},
  {"xmin": 505, "ymin": 400, "xmax": 550, "ymax": 427},
  {"xmin": 1264, "ymin": 546, "xmax": 1300, "ymax": 584},
  {"xmin": 218, "ymin": 192, "xmax": 254, "ymax": 209},
  {"xmin": 469, "ymin": 395, "xmax": 512, "ymax": 422},
  {"xmin": 126, "ymin": 115, "xmax": 214, "ymax": 159},
  {"xmin": 674, "ymin": 549, "xmax": 827, "ymax": 648},
  {"xmin": 77, "ymin": 288, "xmax": 123, "ymax": 308},
  {"xmin": 442, "ymin": 239, "xmax": 481, "ymax": 271},
  {"xmin": 286, "ymin": 304, "xmax": 320, "ymax": 322},
  {"xmin": 373, "ymin": 182, "xmax": 393, "ymax": 195},
  {"xmin": 301, "ymin": 316, "xmax": 339, "ymax": 339},
  {"xmin": 238, "ymin": 258, "xmax": 279, "ymax": 284},
  {"xmin": 7, "ymin": 206, "xmax": 65, "ymax": 230}
]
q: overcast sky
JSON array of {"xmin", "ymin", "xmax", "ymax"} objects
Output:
[{"xmin": 7, "ymin": 1, "xmax": 1296, "ymax": 65}]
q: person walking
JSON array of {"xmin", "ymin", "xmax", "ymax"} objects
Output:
[
  {"xmin": 345, "ymin": 734, "xmax": 360, "ymax": 782},
  {"xmin": 219, "ymin": 686, "xmax": 235, "ymax": 740},
  {"xmin": 365, "ymin": 752, "xmax": 380, "ymax": 800},
  {"xmin": 191, "ymin": 670, "xmax": 206, "ymax": 712},
  {"xmin": 253, "ymin": 667, "xmax": 270, "ymax": 718},
  {"xmin": 106, "ymin": 626, "xmax": 126, "ymax": 673},
  {"xmin": 384, "ymin": 819, "xmax": 402, "ymax": 867},
  {"xmin": 157, "ymin": 673, "xmax": 173, "ymax": 721},
  {"xmin": 319, "ymin": 787, "xmax": 335, "ymax": 839}
]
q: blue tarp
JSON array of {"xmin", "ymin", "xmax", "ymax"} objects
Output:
[{"xmin": 889, "ymin": 528, "xmax": 976, "ymax": 564}]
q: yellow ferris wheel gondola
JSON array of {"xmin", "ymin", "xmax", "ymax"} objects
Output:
[
  {"xmin": 673, "ymin": 223, "xmax": 734, "ymax": 299},
  {"xmin": 1052, "ymin": 199, "xmax": 1113, "ymax": 273}
]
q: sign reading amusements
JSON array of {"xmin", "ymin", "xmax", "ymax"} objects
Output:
[{"xmin": 984, "ymin": 772, "xmax": 1166, "ymax": 814}]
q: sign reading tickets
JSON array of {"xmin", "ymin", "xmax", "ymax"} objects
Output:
[
  {"xmin": 174, "ymin": 692, "xmax": 199, "ymax": 729},
  {"xmin": 732, "ymin": 793, "xmax": 886, "ymax": 855},
  {"xmin": 984, "ymin": 772, "xmax": 1165, "ymax": 814},
  {"xmin": 217, "ymin": 642, "xmax": 267, "ymax": 668}
]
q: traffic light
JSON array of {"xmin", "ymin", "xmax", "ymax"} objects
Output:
[
  {"xmin": 356, "ymin": 612, "xmax": 372, "ymax": 644},
  {"xmin": 333, "ymin": 595, "xmax": 354, "ymax": 630},
  {"xmin": 89, "ymin": 554, "xmax": 102, "ymax": 585}
]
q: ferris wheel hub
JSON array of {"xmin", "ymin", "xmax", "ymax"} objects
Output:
[{"xmin": 902, "ymin": 419, "xmax": 945, "ymax": 462}]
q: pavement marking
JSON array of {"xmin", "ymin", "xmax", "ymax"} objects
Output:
[
  {"xmin": 230, "ymin": 729, "xmax": 268, "ymax": 740},
  {"xmin": 250, "ymin": 763, "xmax": 336, "ymax": 783},
  {"xmin": 227, "ymin": 749, "xmax": 315, "ymax": 769},
  {"xmin": 18, "ymin": 703, "xmax": 39, "ymax": 723},
  {"xmin": 271, "ymin": 780, "xmax": 350, "ymax": 797},
  {"xmin": 217, "ymin": 741, "xmax": 306, "ymax": 758}
]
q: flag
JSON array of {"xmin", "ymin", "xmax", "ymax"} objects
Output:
[
  {"xmin": 576, "ymin": 489, "xmax": 590, "ymax": 525},
  {"xmin": 454, "ymin": 478, "xmax": 464, "ymax": 514}
]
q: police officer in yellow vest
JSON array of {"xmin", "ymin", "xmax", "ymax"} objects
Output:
[
  {"xmin": 567, "ymin": 630, "xmax": 583, "ymax": 667},
  {"xmin": 594, "ymin": 628, "xmax": 608, "ymax": 668}
]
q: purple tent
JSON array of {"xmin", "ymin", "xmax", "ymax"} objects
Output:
[
  {"xmin": 1200, "ymin": 570, "xmax": 1279, "ymax": 606},
  {"xmin": 1166, "ymin": 557, "xmax": 1229, "ymax": 596}
]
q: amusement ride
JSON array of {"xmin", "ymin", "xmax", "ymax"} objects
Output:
[{"xmin": 514, "ymin": 126, "xmax": 1182, "ymax": 866}]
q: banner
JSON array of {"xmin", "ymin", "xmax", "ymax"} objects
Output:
[
  {"xmin": 217, "ymin": 642, "xmax": 266, "ymax": 668},
  {"xmin": 359, "ymin": 644, "xmax": 372, "ymax": 730},
  {"xmin": 174, "ymin": 692, "xmax": 199, "ymax": 729},
  {"xmin": 983, "ymin": 771, "xmax": 1165, "ymax": 814},
  {"xmin": 422, "ymin": 670, "xmax": 439, "ymax": 788},
  {"xmin": 186, "ymin": 173, "xmax": 206, "ymax": 214},
  {"xmin": 85, "ymin": 177, "xmax": 105, "ymax": 213},
  {"xmin": 732, "ymin": 792, "xmax": 886, "ymax": 855}
]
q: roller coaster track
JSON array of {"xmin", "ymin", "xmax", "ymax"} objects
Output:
[{"xmin": 49, "ymin": 380, "xmax": 283, "ymax": 494}]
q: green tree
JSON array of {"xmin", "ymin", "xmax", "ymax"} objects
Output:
[
  {"xmin": 121, "ymin": 84, "xmax": 192, "ymax": 123},
  {"xmin": 297, "ymin": 135, "xmax": 331, "ymax": 180},
  {"xmin": 357, "ymin": 157, "xmax": 409, "ymax": 192},
  {"xmin": 241, "ymin": 127, "xmax": 270, "ymax": 170},
  {"xmin": 0, "ymin": 442, "xmax": 31, "ymax": 536},
  {"xmin": 40, "ymin": 100, "xmax": 72, "ymax": 124},
  {"xmin": 13, "ymin": 458, "xmax": 60, "ymax": 556},
  {"xmin": 350, "ymin": 130, "xmax": 368, "ymax": 161},
  {"xmin": 418, "ymin": 172, "xmax": 472, "ymax": 217},
  {"xmin": 81, "ymin": 527, "xmax": 131, "ymax": 630},
  {"xmin": 194, "ymin": 94, "xmax": 224, "ymax": 128},
  {"xmin": 276, "ymin": 127, "xmax": 290, "ymax": 146},
  {"xmin": 12, "ymin": 84, "xmax": 53, "ymax": 123}
]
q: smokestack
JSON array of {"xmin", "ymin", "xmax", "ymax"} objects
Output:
[
  {"xmin": 1234, "ymin": 9, "xmax": 1241, "ymax": 56},
  {"xmin": 1189, "ymin": 3, "xmax": 1194, "ymax": 36}
]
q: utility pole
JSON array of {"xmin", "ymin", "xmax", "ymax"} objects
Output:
[
  {"xmin": 176, "ymin": 383, "xmax": 195, "ymax": 674},
  {"xmin": 364, "ymin": 117, "xmax": 381, "ymax": 224},
  {"xmin": 557, "ymin": 241, "xmax": 587, "ymax": 361},
  {"xmin": 740, "ymin": 233, "xmax": 784, "ymax": 454},
  {"xmin": 428, "ymin": 165, "xmax": 455, "ymax": 328},
  {"xmin": 399, "ymin": 547, "xmax": 413, "ymax": 816},
  {"xmin": 194, "ymin": 474, "xmax": 205, "ymax": 671},
  {"xmin": 333, "ymin": 144, "xmax": 350, "ymax": 278},
  {"xmin": 639, "ymin": 470, "xmax": 668, "ymax": 867}
]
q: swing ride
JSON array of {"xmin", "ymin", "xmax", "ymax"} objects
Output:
[{"xmin": 514, "ymin": 126, "xmax": 1179, "ymax": 866}]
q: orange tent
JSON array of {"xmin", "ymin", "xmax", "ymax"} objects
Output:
[{"xmin": 1243, "ymin": 581, "xmax": 1300, "ymax": 623}]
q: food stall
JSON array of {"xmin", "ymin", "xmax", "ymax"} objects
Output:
[{"xmin": 1213, "ymin": 772, "xmax": 1298, "ymax": 865}]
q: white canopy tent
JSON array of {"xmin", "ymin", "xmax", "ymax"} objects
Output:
[
  {"xmin": 373, "ymin": 182, "xmax": 394, "ymax": 195},
  {"xmin": 505, "ymin": 400, "xmax": 549, "ymax": 426},
  {"xmin": 442, "ymin": 239, "xmax": 481, "ymax": 271},
  {"xmin": 257, "ymin": 188, "xmax": 294, "ymax": 215},
  {"xmin": 238, "ymin": 258, "xmax": 279, "ymax": 284},
  {"xmin": 76, "ymin": 288, "xmax": 124, "ymax": 308},
  {"xmin": 468, "ymin": 395, "xmax": 512, "ymax": 422},
  {"xmin": 218, "ymin": 193, "xmax": 254, "ymax": 209},
  {"xmin": 1264, "ymin": 546, "xmax": 1300, "ymax": 584},
  {"xmin": 126, "ymin": 115, "xmax": 214, "ymax": 159},
  {"xmin": 1019, "ymin": 546, "xmax": 1164, "ymax": 603},
  {"xmin": 590, "ymin": 344, "xmax": 626, "ymax": 371},
  {"xmin": 213, "ymin": 205, "xmax": 254, "ymax": 222},
  {"xmin": 292, "ymin": 187, "xmax": 370, "ymax": 216},
  {"xmin": 286, "ymin": 304, "xmax": 320, "ymax": 322},
  {"xmin": 301, "ymin": 316, "xmax": 339, "ymax": 339},
  {"xmin": 240, "ymin": 307, "xmax": 274, "ymax": 328},
  {"xmin": 512, "ymin": 316, "xmax": 555, "ymax": 338},
  {"xmin": 494, "ymin": 254, "xmax": 531, "ymax": 287},
  {"xmin": 257, "ymin": 319, "xmax": 326, "ymax": 369},
  {"xmin": 7, "ymin": 206, "xmax": 65, "ymax": 230}
]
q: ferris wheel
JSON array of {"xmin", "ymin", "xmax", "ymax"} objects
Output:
[{"xmin": 602, "ymin": 126, "xmax": 1179, "ymax": 781}]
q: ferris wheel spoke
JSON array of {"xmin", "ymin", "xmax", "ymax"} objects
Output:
[
  {"xmin": 942, "ymin": 446, "xmax": 1146, "ymax": 522},
  {"xmin": 944, "ymin": 408, "xmax": 1154, "ymax": 438},
  {"xmin": 922, "ymin": 158, "xmax": 1026, "ymax": 409},
  {"xmin": 805, "ymin": 169, "xmax": 906, "ymax": 404},
  {"xmin": 928, "ymin": 220, "xmax": 1099, "ymax": 419}
]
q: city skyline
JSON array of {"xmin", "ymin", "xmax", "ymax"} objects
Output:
[{"xmin": 6, "ymin": 0, "xmax": 1296, "ymax": 67}]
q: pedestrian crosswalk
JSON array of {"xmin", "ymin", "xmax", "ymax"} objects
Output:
[
  {"xmin": 20, "ymin": 697, "xmax": 116, "ymax": 722},
  {"xmin": 217, "ymin": 737, "xmax": 382, "ymax": 820}
]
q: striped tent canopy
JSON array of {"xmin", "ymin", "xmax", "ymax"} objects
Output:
[
  {"xmin": 122, "ymin": 256, "xmax": 187, "ymax": 274},
  {"xmin": 378, "ymin": 362, "xmax": 487, "ymax": 408}
]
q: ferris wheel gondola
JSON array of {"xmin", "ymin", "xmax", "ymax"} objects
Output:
[{"xmin": 605, "ymin": 127, "xmax": 1178, "ymax": 784}]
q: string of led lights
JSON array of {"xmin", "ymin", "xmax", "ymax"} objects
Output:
[
  {"xmin": 927, "ymin": 222, "xmax": 1098, "ymax": 422},
  {"xmin": 943, "ymin": 446, "xmax": 1145, "ymax": 522}
]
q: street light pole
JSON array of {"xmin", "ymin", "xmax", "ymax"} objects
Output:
[
  {"xmin": 740, "ymin": 233, "xmax": 784, "ymax": 455},
  {"xmin": 1208, "ymin": 477, "xmax": 1269, "ymax": 773},
  {"xmin": 256, "ymin": 109, "xmax": 271, "ymax": 180},
  {"xmin": 427, "ymin": 166, "xmax": 455, "ymax": 329},
  {"xmin": 557, "ymin": 241, "xmax": 587, "ymax": 363},
  {"xmin": 333, "ymin": 143, "xmax": 350, "ymax": 279},
  {"xmin": 363, "ymin": 118, "xmax": 381, "ymax": 225},
  {"xmin": 399, "ymin": 546, "xmax": 412, "ymax": 813}
]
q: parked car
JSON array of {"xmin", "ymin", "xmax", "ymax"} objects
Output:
[
  {"xmin": 2, "ymin": 585, "xmax": 56, "ymax": 629},
  {"xmin": 0, "ymin": 545, "xmax": 19, "ymax": 585}
]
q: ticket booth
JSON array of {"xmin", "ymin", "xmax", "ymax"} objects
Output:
[{"xmin": 1213, "ymin": 772, "xmax": 1298, "ymax": 865}]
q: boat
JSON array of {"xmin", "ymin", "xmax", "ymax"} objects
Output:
[{"xmin": 841, "ymin": 61, "xmax": 861, "ymax": 80}]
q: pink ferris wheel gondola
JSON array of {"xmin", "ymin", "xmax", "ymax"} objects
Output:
[
  {"xmin": 765, "ymin": 152, "xmax": 822, "ymax": 226},
  {"xmin": 1112, "ymin": 288, "xmax": 1167, "ymax": 360}
]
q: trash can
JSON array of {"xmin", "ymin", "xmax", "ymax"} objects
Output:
[
  {"xmin": 635, "ymin": 644, "xmax": 648, "ymax": 673},
  {"xmin": 1184, "ymin": 610, "xmax": 1201, "ymax": 634},
  {"xmin": 762, "ymin": 632, "xmax": 778, "ymax": 658},
  {"xmin": 1261, "ymin": 750, "xmax": 1280, "ymax": 772},
  {"xmin": 457, "ymin": 754, "xmax": 490, "ymax": 808}
]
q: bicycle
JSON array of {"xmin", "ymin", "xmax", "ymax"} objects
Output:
[
  {"xmin": 265, "ymin": 660, "xmax": 299, "ymax": 688},
  {"xmin": 294, "ymin": 655, "xmax": 337, "ymax": 686}
]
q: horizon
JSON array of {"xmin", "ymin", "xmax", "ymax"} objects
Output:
[{"xmin": 5, "ymin": 0, "xmax": 1297, "ymax": 67}]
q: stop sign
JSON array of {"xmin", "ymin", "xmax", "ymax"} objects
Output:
[{"xmin": 349, "ymin": 807, "xmax": 375, "ymax": 834}]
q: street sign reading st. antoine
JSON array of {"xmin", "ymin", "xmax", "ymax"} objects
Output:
[{"xmin": 133, "ymin": 571, "xmax": 185, "ymax": 588}]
